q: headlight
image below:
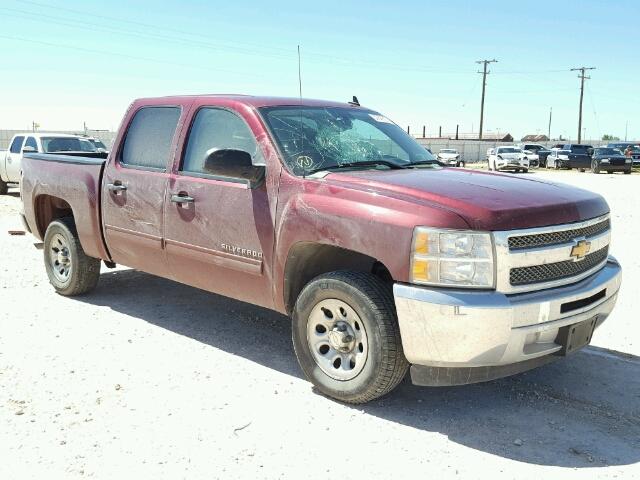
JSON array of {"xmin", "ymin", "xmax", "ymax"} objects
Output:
[{"xmin": 410, "ymin": 228, "xmax": 495, "ymax": 288}]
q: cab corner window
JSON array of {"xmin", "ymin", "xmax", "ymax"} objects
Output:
[
  {"xmin": 181, "ymin": 108, "xmax": 264, "ymax": 177},
  {"xmin": 120, "ymin": 106, "xmax": 181, "ymax": 170}
]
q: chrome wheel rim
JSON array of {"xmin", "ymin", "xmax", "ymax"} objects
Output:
[
  {"xmin": 306, "ymin": 299, "xmax": 368, "ymax": 381},
  {"xmin": 49, "ymin": 233, "xmax": 72, "ymax": 283}
]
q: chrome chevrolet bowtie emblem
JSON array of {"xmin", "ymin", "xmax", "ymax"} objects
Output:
[{"xmin": 570, "ymin": 239, "xmax": 591, "ymax": 260}]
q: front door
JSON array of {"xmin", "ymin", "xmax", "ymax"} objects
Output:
[
  {"xmin": 163, "ymin": 107, "xmax": 275, "ymax": 309},
  {"xmin": 5, "ymin": 135, "xmax": 24, "ymax": 183},
  {"xmin": 101, "ymin": 105, "xmax": 183, "ymax": 278}
]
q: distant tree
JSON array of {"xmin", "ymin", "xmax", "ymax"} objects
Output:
[{"xmin": 602, "ymin": 134, "xmax": 620, "ymax": 141}]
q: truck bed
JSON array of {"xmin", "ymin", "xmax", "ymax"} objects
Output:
[{"xmin": 21, "ymin": 153, "xmax": 110, "ymax": 261}]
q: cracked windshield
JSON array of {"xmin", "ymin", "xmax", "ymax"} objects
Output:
[{"xmin": 261, "ymin": 106, "xmax": 435, "ymax": 175}]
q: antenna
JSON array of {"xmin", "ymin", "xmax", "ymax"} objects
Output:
[{"xmin": 297, "ymin": 44, "xmax": 302, "ymax": 100}]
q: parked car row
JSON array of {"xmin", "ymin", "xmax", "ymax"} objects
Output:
[
  {"xmin": 546, "ymin": 143, "xmax": 634, "ymax": 174},
  {"xmin": 0, "ymin": 133, "xmax": 109, "ymax": 194}
]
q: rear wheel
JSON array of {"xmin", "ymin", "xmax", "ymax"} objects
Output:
[
  {"xmin": 0, "ymin": 179, "xmax": 7, "ymax": 195},
  {"xmin": 292, "ymin": 271, "xmax": 408, "ymax": 404},
  {"xmin": 43, "ymin": 218, "xmax": 101, "ymax": 296},
  {"xmin": 522, "ymin": 168, "xmax": 529, "ymax": 173}
]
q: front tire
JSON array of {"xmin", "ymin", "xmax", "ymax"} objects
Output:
[
  {"xmin": 592, "ymin": 160, "xmax": 600, "ymax": 174},
  {"xmin": 624, "ymin": 169, "xmax": 632, "ymax": 175},
  {"xmin": 43, "ymin": 218, "xmax": 100, "ymax": 296},
  {"xmin": 292, "ymin": 271, "xmax": 408, "ymax": 404},
  {"xmin": 0, "ymin": 179, "xmax": 7, "ymax": 195}
]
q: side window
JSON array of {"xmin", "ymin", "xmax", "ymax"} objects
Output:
[
  {"xmin": 121, "ymin": 107, "xmax": 181, "ymax": 170},
  {"xmin": 9, "ymin": 136, "xmax": 24, "ymax": 153},
  {"xmin": 24, "ymin": 137, "xmax": 38, "ymax": 151},
  {"xmin": 181, "ymin": 108, "xmax": 264, "ymax": 175}
]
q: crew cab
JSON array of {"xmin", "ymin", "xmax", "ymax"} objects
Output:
[
  {"xmin": 488, "ymin": 146, "xmax": 529, "ymax": 172},
  {"xmin": 20, "ymin": 95, "xmax": 622, "ymax": 403},
  {"xmin": 555, "ymin": 144, "xmax": 593, "ymax": 170},
  {"xmin": 1, "ymin": 133, "xmax": 107, "ymax": 194}
]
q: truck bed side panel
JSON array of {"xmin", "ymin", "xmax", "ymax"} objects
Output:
[{"xmin": 21, "ymin": 153, "xmax": 110, "ymax": 261}]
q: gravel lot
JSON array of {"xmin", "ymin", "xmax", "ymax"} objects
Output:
[{"xmin": 1, "ymin": 170, "xmax": 639, "ymax": 479}]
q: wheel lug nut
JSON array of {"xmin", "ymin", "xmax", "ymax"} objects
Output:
[{"xmin": 343, "ymin": 335, "xmax": 353, "ymax": 343}]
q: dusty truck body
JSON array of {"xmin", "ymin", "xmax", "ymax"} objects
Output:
[{"xmin": 20, "ymin": 95, "xmax": 621, "ymax": 403}]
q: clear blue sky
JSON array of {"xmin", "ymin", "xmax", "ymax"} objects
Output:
[{"xmin": 0, "ymin": 0, "xmax": 638, "ymax": 141}]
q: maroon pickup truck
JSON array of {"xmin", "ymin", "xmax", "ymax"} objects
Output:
[{"xmin": 20, "ymin": 95, "xmax": 621, "ymax": 403}]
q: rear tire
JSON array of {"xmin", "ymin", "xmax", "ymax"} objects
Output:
[
  {"xmin": 43, "ymin": 217, "xmax": 100, "ymax": 296},
  {"xmin": 522, "ymin": 168, "xmax": 529, "ymax": 173},
  {"xmin": 292, "ymin": 271, "xmax": 408, "ymax": 404},
  {"xmin": 0, "ymin": 179, "xmax": 7, "ymax": 195}
]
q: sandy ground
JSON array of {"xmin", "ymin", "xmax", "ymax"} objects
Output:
[{"xmin": 1, "ymin": 170, "xmax": 639, "ymax": 479}]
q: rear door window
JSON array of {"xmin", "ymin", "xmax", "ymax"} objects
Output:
[
  {"xmin": 121, "ymin": 107, "xmax": 181, "ymax": 170},
  {"xmin": 9, "ymin": 136, "xmax": 24, "ymax": 153}
]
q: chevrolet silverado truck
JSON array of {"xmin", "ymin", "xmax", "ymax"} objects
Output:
[{"xmin": 20, "ymin": 95, "xmax": 622, "ymax": 403}]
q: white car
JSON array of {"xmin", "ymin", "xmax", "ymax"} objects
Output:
[
  {"xmin": 488, "ymin": 146, "xmax": 529, "ymax": 173},
  {"xmin": 546, "ymin": 148, "xmax": 571, "ymax": 169},
  {"xmin": 437, "ymin": 148, "xmax": 465, "ymax": 167},
  {"xmin": 522, "ymin": 149, "xmax": 540, "ymax": 168},
  {"xmin": 1, "ymin": 133, "xmax": 101, "ymax": 194}
]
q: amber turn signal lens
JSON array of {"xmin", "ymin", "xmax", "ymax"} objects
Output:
[
  {"xmin": 412, "ymin": 259, "xmax": 431, "ymax": 282},
  {"xmin": 414, "ymin": 230, "xmax": 430, "ymax": 255}
]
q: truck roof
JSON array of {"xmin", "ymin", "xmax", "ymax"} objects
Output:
[
  {"xmin": 10, "ymin": 132, "xmax": 88, "ymax": 139},
  {"xmin": 135, "ymin": 94, "xmax": 362, "ymax": 109}
]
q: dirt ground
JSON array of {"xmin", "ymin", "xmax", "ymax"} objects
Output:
[{"xmin": 1, "ymin": 170, "xmax": 639, "ymax": 479}]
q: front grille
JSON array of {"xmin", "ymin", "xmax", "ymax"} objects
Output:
[
  {"xmin": 508, "ymin": 218, "xmax": 610, "ymax": 250},
  {"xmin": 510, "ymin": 247, "xmax": 609, "ymax": 286}
]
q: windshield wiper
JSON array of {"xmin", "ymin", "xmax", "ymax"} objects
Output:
[
  {"xmin": 306, "ymin": 159, "xmax": 408, "ymax": 175},
  {"xmin": 408, "ymin": 159, "xmax": 444, "ymax": 167}
]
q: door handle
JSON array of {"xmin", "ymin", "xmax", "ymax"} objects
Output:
[
  {"xmin": 170, "ymin": 193, "xmax": 194, "ymax": 204},
  {"xmin": 107, "ymin": 182, "xmax": 127, "ymax": 193}
]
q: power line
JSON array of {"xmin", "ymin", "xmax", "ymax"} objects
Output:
[
  {"xmin": 570, "ymin": 66, "xmax": 595, "ymax": 142},
  {"xmin": 476, "ymin": 59, "xmax": 497, "ymax": 140}
]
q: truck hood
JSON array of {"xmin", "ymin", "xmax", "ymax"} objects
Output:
[{"xmin": 324, "ymin": 168, "xmax": 609, "ymax": 230}]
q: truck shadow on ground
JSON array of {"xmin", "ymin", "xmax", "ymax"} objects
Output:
[{"xmin": 78, "ymin": 268, "xmax": 640, "ymax": 469}]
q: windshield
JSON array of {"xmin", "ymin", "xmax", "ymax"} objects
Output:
[
  {"xmin": 90, "ymin": 139, "xmax": 107, "ymax": 149},
  {"xmin": 440, "ymin": 149, "xmax": 457, "ymax": 154},
  {"xmin": 595, "ymin": 148, "xmax": 620, "ymax": 155},
  {"xmin": 497, "ymin": 147, "xmax": 520, "ymax": 154},
  {"xmin": 260, "ymin": 106, "xmax": 435, "ymax": 175},
  {"xmin": 42, "ymin": 137, "xmax": 97, "ymax": 153}
]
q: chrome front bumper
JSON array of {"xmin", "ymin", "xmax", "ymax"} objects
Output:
[{"xmin": 393, "ymin": 257, "xmax": 621, "ymax": 377}]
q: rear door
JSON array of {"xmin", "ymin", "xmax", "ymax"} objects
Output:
[
  {"xmin": 101, "ymin": 105, "xmax": 185, "ymax": 278},
  {"xmin": 163, "ymin": 106, "xmax": 275, "ymax": 308},
  {"xmin": 5, "ymin": 135, "xmax": 24, "ymax": 182}
]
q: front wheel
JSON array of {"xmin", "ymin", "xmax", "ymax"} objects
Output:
[
  {"xmin": 292, "ymin": 271, "xmax": 408, "ymax": 404},
  {"xmin": 0, "ymin": 179, "xmax": 7, "ymax": 195},
  {"xmin": 592, "ymin": 160, "xmax": 600, "ymax": 174},
  {"xmin": 624, "ymin": 169, "xmax": 632, "ymax": 175},
  {"xmin": 43, "ymin": 218, "xmax": 101, "ymax": 296}
]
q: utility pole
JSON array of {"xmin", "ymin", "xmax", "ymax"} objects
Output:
[
  {"xmin": 625, "ymin": 120, "xmax": 628, "ymax": 141},
  {"xmin": 476, "ymin": 59, "xmax": 498, "ymax": 140},
  {"xmin": 570, "ymin": 66, "xmax": 595, "ymax": 143},
  {"xmin": 548, "ymin": 107, "xmax": 552, "ymax": 140}
]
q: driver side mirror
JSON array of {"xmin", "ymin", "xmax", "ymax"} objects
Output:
[
  {"xmin": 22, "ymin": 146, "xmax": 36, "ymax": 153},
  {"xmin": 203, "ymin": 148, "xmax": 265, "ymax": 188},
  {"xmin": 587, "ymin": 148, "xmax": 594, "ymax": 156}
]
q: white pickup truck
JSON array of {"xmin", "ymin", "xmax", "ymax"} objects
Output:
[{"xmin": 1, "ymin": 133, "xmax": 107, "ymax": 194}]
